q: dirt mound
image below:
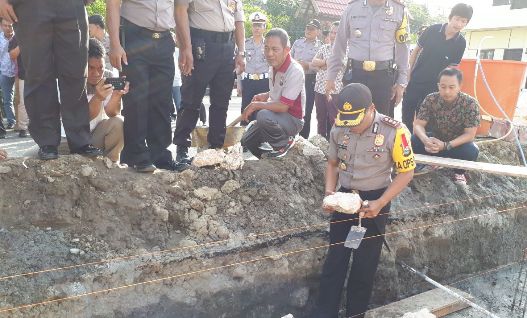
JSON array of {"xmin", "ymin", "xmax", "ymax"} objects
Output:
[{"xmin": 0, "ymin": 138, "xmax": 526, "ymax": 318}]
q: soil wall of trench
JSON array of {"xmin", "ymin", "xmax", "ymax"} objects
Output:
[{"xmin": 0, "ymin": 138, "xmax": 526, "ymax": 318}]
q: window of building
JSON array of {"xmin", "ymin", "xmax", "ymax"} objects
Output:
[
  {"xmin": 479, "ymin": 49, "xmax": 495, "ymax": 60},
  {"xmin": 503, "ymin": 48, "xmax": 523, "ymax": 61},
  {"xmin": 493, "ymin": 0, "xmax": 510, "ymax": 5}
]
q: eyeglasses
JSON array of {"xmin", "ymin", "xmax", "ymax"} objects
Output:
[
  {"xmin": 252, "ymin": 23, "xmax": 265, "ymax": 28},
  {"xmin": 305, "ymin": 26, "xmax": 317, "ymax": 31}
]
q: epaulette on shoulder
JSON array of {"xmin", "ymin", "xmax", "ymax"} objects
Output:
[{"xmin": 381, "ymin": 116, "xmax": 402, "ymax": 129}]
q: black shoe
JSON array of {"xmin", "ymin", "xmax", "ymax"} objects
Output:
[
  {"xmin": 176, "ymin": 146, "xmax": 191, "ymax": 165},
  {"xmin": 18, "ymin": 130, "xmax": 29, "ymax": 138},
  {"xmin": 71, "ymin": 144, "xmax": 103, "ymax": 157},
  {"xmin": 133, "ymin": 163, "xmax": 157, "ymax": 173},
  {"xmin": 156, "ymin": 159, "xmax": 190, "ymax": 172},
  {"xmin": 38, "ymin": 145, "xmax": 59, "ymax": 160}
]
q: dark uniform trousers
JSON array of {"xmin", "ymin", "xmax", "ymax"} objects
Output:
[
  {"xmin": 345, "ymin": 68, "xmax": 395, "ymax": 118},
  {"xmin": 314, "ymin": 187, "xmax": 390, "ymax": 318},
  {"xmin": 173, "ymin": 28, "xmax": 235, "ymax": 149},
  {"xmin": 13, "ymin": 0, "xmax": 92, "ymax": 149},
  {"xmin": 241, "ymin": 77, "xmax": 268, "ymax": 126},
  {"xmin": 401, "ymin": 81, "xmax": 438, "ymax": 133},
  {"xmin": 299, "ymin": 73, "xmax": 317, "ymax": 139},
  {"xmin": 120, "ymin": 19, "xmax": 175, "ymax": 166}
]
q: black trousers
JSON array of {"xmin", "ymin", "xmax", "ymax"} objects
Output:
[
  {"xmin": 240, "ymin": 77, "xmax": 269, "ymax": 126},
  {"xmin": 345, "ymin": 68, "xmax": 395, "ymax": 118},
  {"xmin": 13, "ymin": 0, "xmax": 91, "ymax": 149},
  {"xmin": 173, "ymin": 33, "xmax": 235, "ymax": 149},
  {"xmin": 402, "ymin": 81, "xmax": 437, "ymax": 133},
  {"xmin": 119, "ymin": 20, "xmax": 175, "ymax": 166},
  {"xmin": 299, "ymin": 73, "xmax": 316, "ymax": 139},
  {"xmin": 314, "ymin": 188, "xmax": 390, "ymax": 318}
]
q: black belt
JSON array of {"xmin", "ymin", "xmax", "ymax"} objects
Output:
[
  {"xmin": 348, "ymin": 59, "xmax": 393, "ymax": 72},
  {"xmin": 122, "ymin": 19, "xmax": 171, "ymax": 40},
  {"xmin": 190, "ymin": 27, "xmax": 233, "ymax": 43}
]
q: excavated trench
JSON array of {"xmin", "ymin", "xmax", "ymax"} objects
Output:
[{"xmin": 0, "ymin": 138, "xmax": 526, "ymax": 318}]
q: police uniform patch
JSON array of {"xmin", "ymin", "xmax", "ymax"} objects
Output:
[
  {"xmin": 339, "ymin": 162, "xmax": 347, "ymax": 170},
  {"xmin": 374, "ymin": 134, "xmax": 384, "ymax": 146},
  {"xmin": 343, "ymin": 102, "xmax": 353, "ymax": 111},
  {"xmin": 373, "ymin": 154, "xmax": 381, "ymax": 159},
  {"xmin": 381, "ymin": 117, "xmax": 401, "ymax": 128},
  {"xmin": 401, "ymin": 133, "xmax": 411, "ymax": 157}
]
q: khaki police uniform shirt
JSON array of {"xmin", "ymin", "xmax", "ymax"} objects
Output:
[
  {"xmin": 245, "ymin": 37, "xmax": 268, "ymax": 74},
  {"xmin": 121, "ymin": 0, "xmax": 175, "ymax": 32},
  {"xmin": 291, "ymin": 37, "xmax": 323, "ymax": 75},
  {"xmin": 328, "ymin": 112, "xmax": 415, "ymax": 191},
  {"xmin": 327, "ymin": 0, "xmax": 410, "ymax": 85},
  {"xmin": 176, "ymin": 0, "xmax": 244, "ymax": 32}
]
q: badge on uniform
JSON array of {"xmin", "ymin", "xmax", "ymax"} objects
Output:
[
  {"xmin": 401, "ymin": 133, "xmax": 412, "ymax": 157},
  {"xmin": 339, "ymin": 162, "xmax": 347, "ymax": 170},
  {"xmin": 385, "ymin": 6, "xmax": 394, "ymax": 16},
  {"xmin": 373, "ymin": 154, "xmax": 381, "ymax": 160},
  {"xmin": 374, "ymin": 134, "xmax": 384, "ymax": 146}
]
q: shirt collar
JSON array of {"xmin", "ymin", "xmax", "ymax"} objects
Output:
[
  {"xmin": 275, "ymin": 53, "xmax": 292, "ymax": 73},
  {"xmin": 440, "ymin": 23, "xmax": 461, "ymax": 41},
  {"xmin": 439, "ymin": 93, "xmax": 461, "ymax": 109}
]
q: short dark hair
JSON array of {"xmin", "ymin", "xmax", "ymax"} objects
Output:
[
  {"xmin": 449, "ymin": 3, "xmax": 473, "ymax": 21},
  {"xmin": 438, "ymin": 67, "xmax": 463, "ymax": 83},
  {"xmin": 88, "ymin": 38, "xmax": 105, "ymax": 59},
  {"xmin": 265, "ymin": 28, "xmax": 290, "ymax": 48},
  {"xmin": 88, "ymin": 14, "xmax": 105, "ymax": 29}
]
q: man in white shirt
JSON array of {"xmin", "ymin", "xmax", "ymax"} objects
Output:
[{"xmin": 87, "ymin": 38, "xmax": 127, "ymax": 162}]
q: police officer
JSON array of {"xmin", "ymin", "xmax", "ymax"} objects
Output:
[
  {"xmin": 0, "ymin": 0, "xmax": 103, "ymax": 160},
  {"xmin": 313, "ymin": 83, "xmax": 415, "ymax": 318},
  {"xmin": 292, "ymin": 19, "xmax": 323, "ymax": 139},
  {"xmin": 173, "ymin": 0, "xmax": 246, "ymax": 169},
  {"xmin": 107, "ymin": 0, "xmax": 176, "ymax": 172},
  {"xmin": 240, "ymin": 12, "xmax": 269, "ymax": 126},
  {"xmin": 327, "ymin": 0, "xmax": 410, "ymax": 118}
]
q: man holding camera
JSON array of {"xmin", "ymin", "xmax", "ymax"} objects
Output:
[
  {"xmin": 87, "ymin": 38, "xmax": 126, "ymax": 163},
  {"xmin": 107, "ymin": 0, "xmax": 177, "ymax": 172}
]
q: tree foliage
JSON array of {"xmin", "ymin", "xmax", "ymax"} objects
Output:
[
  {"xmin": 406, "ymin": 0, "xmax": 446, "ymax": 42},
  {"xmin": 86, "ymin": 0, "xmax": 106, "ymax": 17}
]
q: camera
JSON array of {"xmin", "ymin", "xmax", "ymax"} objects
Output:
[{"xmin": 104, "ymin": 77, "xmax": 126, "ymax": 90}]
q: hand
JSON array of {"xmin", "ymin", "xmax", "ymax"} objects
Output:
[
  {"xmin": 0, "ymin": 0, "xmax": 17, "ymax": 23},
  {"xmin": 235, "ymin": 55, "xmax": 246, "ymax": 75},
  {"xmin": 299, "ymin": 61, "xmax": 309, "ymax": 72},
  {"xmin": 424, "ymin": 137, "xmax": 443, "ymax": 154},
  {"xmin": 358, "ymin": 199, "xmax": 384, "ymax": 219},
  {"xmin": 179, "ymin": 48, "xmax": 194, "ymax": 76},
  {"xmin": 391, "ymin": 84, "xmax": 405, "ymax": 106},
  {"xmin": 113, "ymin": 81, "xmax": 130, "ymax": 96},
  {"xmin": 322, "ymin": 191, "xmax": 335, "ymax": 214},
  {"xmin": 326, "ymin": 80, "xmax": 336, "ymax": 98},
  {"xmin": 95, "ymin": 78, "xmax": 114, "ymax": 101},
  {"xmin": 0, "ymin": 148, "xmax": 7, "ymax": 160},
  {"xmin": 252, "ymin": 93, "xmax": 268, "ymax": 102},
  {"xmin": 242, "ymin": 103, "xmax": 260, "ymax": 122},
  {"xmin": 109, "ymin": 43, "xmax": 128, "ymax": 71}
]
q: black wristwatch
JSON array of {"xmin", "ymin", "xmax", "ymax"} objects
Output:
[{"xmin": 445, "ymin": 141, "xmax": 453, "ymax": 151}]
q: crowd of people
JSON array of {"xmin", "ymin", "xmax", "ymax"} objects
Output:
[{"xmin": 0, "ymin": 0, "xmax": 484, "ymax": 317}]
